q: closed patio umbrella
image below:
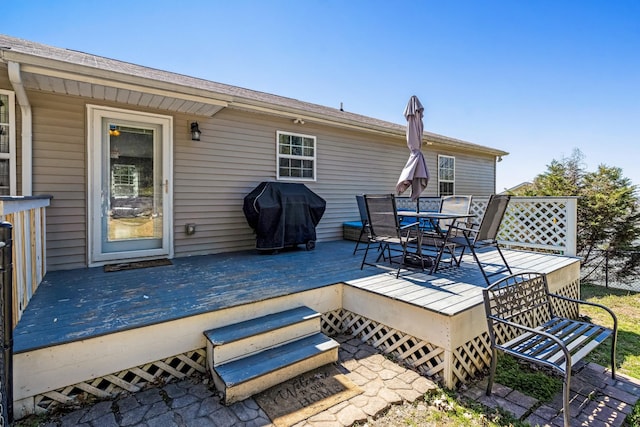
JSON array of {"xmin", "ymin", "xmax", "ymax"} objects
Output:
[{"xmin": 396, "ymin": 95, "xmax": 429, "ymax": 201}]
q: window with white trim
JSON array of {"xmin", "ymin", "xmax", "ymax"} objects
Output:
[
  {"xmin": 438, "ymin": 155, "xmax": 455, "ymax": 196},
  {"xmin": 276, "ymin": 131, "xmax": 316, "ymax": 181},
  {"xmin": 0, "ymin": 90, "xmax": 16, "ymax": 195}
]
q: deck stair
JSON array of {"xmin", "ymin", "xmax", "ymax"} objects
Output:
[{"xmin": 203, "ymin": 306, "xmax": 339, "ymax": 404}]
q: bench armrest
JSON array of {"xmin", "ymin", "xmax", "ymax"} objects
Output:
[{"xmin": 548, "ymin": 293, "xmax": 618, "ymax": 331}]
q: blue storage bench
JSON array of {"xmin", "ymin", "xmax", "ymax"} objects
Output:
[{"xmin": 343, "ymin": 221, "xmax": 367, "ymax": 242}]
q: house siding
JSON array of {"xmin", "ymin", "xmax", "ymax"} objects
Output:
[
  {"xmin": 2, "ymin": 76, "xmax": 497, "ymax": 270},
  {"xmin": 30, "ymin": 91, "xmax": 87, "ymax": 270},
  {"xmin": 436, "ymin": 150, "xmax": 496, "ymax": 196},
  {"xmin": 172, "ymin": 108, "xmax": 413, "ymax": 257}
]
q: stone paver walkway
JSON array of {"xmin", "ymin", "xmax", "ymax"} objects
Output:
[
  {"xmin": 39, "ymin": 335, "xmax": 438, "ymax": 427},
  {"xmin": 463, "ymin": 361, "xmax": 640, "ymax": 427},
  {"xmin": 32, "ymin": 335, "xmax": 639, "ymax": 427}
]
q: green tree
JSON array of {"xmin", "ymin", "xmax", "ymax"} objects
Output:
[
  {"xmin": 515, "ymin": 149, "xmax": 640, "ymax": 280},
  {"xmin": 523, "ymin": 149, "xmax": 583, "ymax": 198}
]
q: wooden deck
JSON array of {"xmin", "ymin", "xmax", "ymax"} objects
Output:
[
  {"xmin": 13, "ymin": 241, "xmax": 369, "ymax": 353},
  {"xmin": 14, "ymin": 240, "xmax": 577, "ymax": 353},
  {"xmin": 12, "ymin": 240, "xmax": 581, "ymax": 417}
]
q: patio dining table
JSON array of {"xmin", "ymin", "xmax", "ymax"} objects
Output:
[{"xmin": 399, "ymin": 211, "xmax": 476, "ymax": 273}]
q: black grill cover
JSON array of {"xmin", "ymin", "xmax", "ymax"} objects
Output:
[{"xmin": 243, "ymin": 182, "xmax": 326, "ymax": 250}]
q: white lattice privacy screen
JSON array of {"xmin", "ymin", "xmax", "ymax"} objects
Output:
[
  {"xmin": 398, "ymin": 196, "xmax": 577, "ymax": 256},
  {"xmin": 472, "ymin": 196, "xmax": 578, "ymax": 256}
]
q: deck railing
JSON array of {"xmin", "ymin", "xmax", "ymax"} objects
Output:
[
  {"xmin": 492, "ymin": 196, "xmax": 577, "ymax": 256},
  {"xmin": 397, "ymin": 196, "xmax": 578, "ymax": 256},
  {"xmin": 1, "ymin": 194, "xmax": 577, "ymax": 327},
  {"xmin": 0, "ymin": 196, "xmax": 51, "ymax": 326}
]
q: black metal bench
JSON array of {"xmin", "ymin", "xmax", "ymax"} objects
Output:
[{"xmin": 483, "ymin": 272, "xmax": 618, "ymax": 427}]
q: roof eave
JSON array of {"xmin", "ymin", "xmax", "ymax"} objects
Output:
[
  {"xmin": 1, "ymin": 49, "xmax": 231, "ymax": 107},
  {"xmin": 1, "ymin": 47, "xmax": 509, "ymax": 158}
]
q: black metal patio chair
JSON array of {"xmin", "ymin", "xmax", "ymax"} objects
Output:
[
  {"xmin": 447, "ymin": 194, "xmax": 512, "ymax": 284},
  {"xmin": 437, "ymin": 195, "xmax": 472, "ymax": 231},
  {"xmin": 352, "ymin": 194, "xmax": 370, "ymax": 255},
  {"xmin": 360, "ymin": 194, "xmax": 422, "ymax": 278}
]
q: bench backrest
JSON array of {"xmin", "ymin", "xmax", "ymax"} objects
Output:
[{"xmin": 483, "ymin": 272, "xmax": 553, "ymax": 345}]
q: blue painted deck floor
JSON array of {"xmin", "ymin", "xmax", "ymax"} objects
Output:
[{"xmin": 13, "ymin": 240, "xmax": 578, "ymax": 353}]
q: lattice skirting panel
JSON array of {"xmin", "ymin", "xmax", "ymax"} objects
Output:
[
  {"xmin": 321, "ymin": 309, "xmax": 347, "ymax": 336},
  {"xmin": 31, "ymin": 285, "xmax": 580, "ymax": 414},
  {"xmin": 552, "ymin": 279, "xmax": 581, "ymax": 319},
  {"xmin": 451, "ymin": 333, "xmax": 492, "ymax": 388},
  {"xmin": 322, "ymin": 309, "xmax": 447, "ymax": 384},
  {"xmin": 323, "ymin": 309, "xmax": 528, "ymax": 388},
  {"xmin": 33, "ymin": 349, "xmax": 206, "ymax": 413}
]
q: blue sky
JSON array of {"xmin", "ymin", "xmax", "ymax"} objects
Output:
[{"xmin": 4, "ymin": 1, "xmax": 639, "ymax": 191}]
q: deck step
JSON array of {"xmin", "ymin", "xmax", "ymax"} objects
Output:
[
  {"xmin": 203, "ymin": 306, "xmax": 338, "ymax": 404},
  {"xmin": 204, "ymin": 306, "xmax": 322, "ymax": 366},
  {"xmin": 211, "ymin": 332, "xmax": 339, "ymax": 404}
]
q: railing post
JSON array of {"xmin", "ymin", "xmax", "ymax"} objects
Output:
[
  {"xmin": 0, "ymin": 195, "xmax": 51, "ymax": 325},
  {"xmin": 0, "ymin": 222, "xmax": 13, "ymax": 424},
  {"xmin": 565, "ymin": 198, "xmax": 577, "ymax": 256}
]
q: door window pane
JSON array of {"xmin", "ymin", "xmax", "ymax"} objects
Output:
[{"xmin": 107, "ymin": 124, "xmax": 161, "ymax": 243}]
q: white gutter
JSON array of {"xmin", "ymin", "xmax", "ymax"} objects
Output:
[{"xmin": 7, "ymin": 62, "xmax": 32, "ymax": 196}]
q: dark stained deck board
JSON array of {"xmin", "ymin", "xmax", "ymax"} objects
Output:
[
  {"xmin": 14, "ymin": 241, "xmax": 372, "ymax": 353},
  {"xmin": 13, "ymin": 240, "xmax": 580, "ymax": 353}
]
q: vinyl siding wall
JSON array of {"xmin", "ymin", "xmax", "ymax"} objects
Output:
[
  {"xmin": 1, "ymin": 76, "xmax": 497, "ymax": 270},
  {"xmin": 29, "ymin": 92, "xmax": 87, "ymax": 270},
  {"xmin": 172, "ymin": 108, "xmax": 415, "ymax": 257},
  {"xmin": 431, "ymin": 150, "xmax": 496, "ymax": 196}
]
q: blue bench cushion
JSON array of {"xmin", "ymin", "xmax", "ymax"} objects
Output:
[{"xmin": 343, "ymin": 221, "xmax": 363, "ymax": 228}]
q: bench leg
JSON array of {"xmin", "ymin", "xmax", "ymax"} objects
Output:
[
  {"xmin": 562, "ymin": 373, "xmax": 571, "ymax": 427},
  {"xmin": 486, "ymin": 348, "xmax": 497, "ymax": 396},
  {"xmin": 611, "ymin": 331, "xmax": 618, "ymax": 379}
]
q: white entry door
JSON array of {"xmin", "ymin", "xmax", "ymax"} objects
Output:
[{"xmin": 88, "ymin": 105, "xmax": 173, "ymax": 265}]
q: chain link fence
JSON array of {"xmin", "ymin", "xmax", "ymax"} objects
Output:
[{"xmin": 581, "ymin": 248, "xmax": 640, "ymax": 292}]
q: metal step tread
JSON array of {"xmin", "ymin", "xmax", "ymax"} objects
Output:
[
  {"xmin": 203, "ymin": 306, "xmax": 319, "ymax": 346},
  {"xmin": 214, "ymin": 332, "xmax": 338, "ymax": 387}
]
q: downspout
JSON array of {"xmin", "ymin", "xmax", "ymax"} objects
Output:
[{"xmin": 7, "ymin": 62, "xmax": 32, "ymax": 196}]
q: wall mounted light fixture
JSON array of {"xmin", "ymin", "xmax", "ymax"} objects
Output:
[
  {"xmin": 185, "ymin": 223, "xmax": 196, "ymax": 235},
  {"xmin": 292, "ymin": 118, "xmax": 305, "ymax": 125},
  {"xmin": 190, "ymin": 122, "xmax": 201, "ymax": 141}
]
